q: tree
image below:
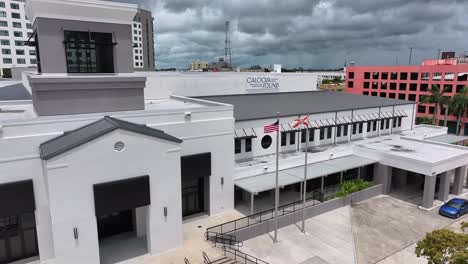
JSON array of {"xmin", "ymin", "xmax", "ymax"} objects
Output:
[
  {"xmin": 449, "ymin": 87, "xmax": 468, "ymax": 135},
  {"xmin": 423, "ymin": 85, "xmax": 445, "ymax": 125},
  {"xmin": 418, "ymin": 116, "xmax": 433, "ymax": 125},
  {"xmin": 441, "ymin": 96, "xmax": 451, "ymax": 127},
  {"xmin": 415, "ymin": 226, "xmax": 468, "ymax": 264}
]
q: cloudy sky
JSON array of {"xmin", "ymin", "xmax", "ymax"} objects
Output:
[{"xmin": 117, "ymin": 0, "xmax": 468, "ymax": 69}]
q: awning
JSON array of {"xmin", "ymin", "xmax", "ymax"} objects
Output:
[
  {"xmin": 235, "ymin": 155, "xmax": 378, "ymax": 194},
  {"xmin": 235, "ymin": 128, "xmax": 257, "ymax": 139},
  {"xmin": 281, "ymin": 124, "xmax": 299, "ymax": 133}
]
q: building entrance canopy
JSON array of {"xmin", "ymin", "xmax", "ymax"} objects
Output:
[{"xmin": 235, "ymin": 155, "xmax": 377, "ymax": 194}]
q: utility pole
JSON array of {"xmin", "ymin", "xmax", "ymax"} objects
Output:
[{"xmin": 408, "ymin": 47, "xmax": 413, "ymax": 65}]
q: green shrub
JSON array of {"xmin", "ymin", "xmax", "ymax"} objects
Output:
[{"xmin": 335, "ymin": 179, "xmax": 371, "ymax": 198}]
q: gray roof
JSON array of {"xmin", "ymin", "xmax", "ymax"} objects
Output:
[
  {"xmin": 196, "ymin": 91, "xmax": 414, "ymax": 121},
  {"xmin": 426, "ymin": 134, "xmax": 468, "ymax": 144},
  {"xmin": 0, "ymin": 83, "xmax": 31, "ymax": 101},
  {"xmin": 235, "ymin": 155, "xmax": 377, "ymax": 193},
  {"xmin": 40, "ymin": 116, "xmax": 182, "ymax": 160}
]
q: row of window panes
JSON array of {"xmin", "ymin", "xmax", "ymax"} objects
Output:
[
  {"xmin": 234, "ymin": 138, "xmax": 252, "ymax": 154},
  {"xmin": 0, "ymin": 39, "xmax": 33, "ymax": 46},
  {"xmin": 133, "ymin": 30, "xmax": 142, "ymax": 35},
  {"xmin": 363, "ymin": 82, "xmax": 463, "ymax": 93},
  {"xmin": 0, "ymin": 2, "xmax": 20, "ymax": 9},
  {"xmin": 133, "ymin": 23, "xmax": 142, "ymax": 29},
  {"xmin": 0, "ymin": 21, "xmax": 32, "ymax": 29},
  {"xmin": 0, "ymin": 11, "xmax": 20, "ymax": 19},
  {"xmin": 2, "ymin": 49, "xmax": 35, "ymax": 55},
  {"xmin": 133, "ymin": 36, "xmax": 142, "ymax": 41},
  {"xmin": 362, "ymin": 71, "xmax": 462, "ymax": 81},
  {"xmin": 0, "ymin": 30, "xmax": 32, "ymax": 38},
  {"xmin": 2, "ymin": 58, "xmax": 36, "ymax": 64}
]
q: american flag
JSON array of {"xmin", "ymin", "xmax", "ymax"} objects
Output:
[{"xmin": 264, "ymin": 121, "xmax": 279, "ymax": 133}]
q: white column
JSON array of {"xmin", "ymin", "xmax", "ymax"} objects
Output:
[
  {"xmin": 422, "ymin": 175, "xmax": 436, "ymax": 209},
  {"xmin": 453, "ymin": 166, "xmax": 467, "ymax": 195},
  {"xmin": 438, "ymin": 172, "xmax": 450, "ymax": 202},
  {"xmin": 373, "ymin": 164, "xmax": 392, "ymax": 194}
]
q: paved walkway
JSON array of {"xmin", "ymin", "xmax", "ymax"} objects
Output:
[
  {"xmin": 351, "ymin": 194, "xmax": 468, "ymax": 264},
  {"xmin": 240, "ymin": 206, "xmax": 356, "ymax": 264}
]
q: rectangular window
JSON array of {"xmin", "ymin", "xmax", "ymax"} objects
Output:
[
  {"xmin": 343, "ymin": 125, "xmax": 348, "ymax": 136},
  {"xmin": 358, "ymin": 123, "xmax": 363, "ymax": 134},
  {"xmin": 364, "ymin": 82, "xmax": 369, "ymax": 89},
  {"xmin": 64, "ymin": 31, "xmax": 115, "ymax": 73},
  {"xmin": 364, "ymin": 72, "xmax": 370, "ymax": 79},
  {"xmin": 393, "ymin": 118, "xmax": 397, "ymax": 128},
  {"xmin": 348, "ymin": 81, "xmax": 354, "ymax": 88},
  {"xmin": 0, "ymin": 20, "xmax": 6, "ymax": 27},
  {"xmin": 0, "ymin": 2, "xmax": 4, "ymax": 8},
  {"xmin": 10, "ymin": 3, "xmax": 19, "ymax": 9},
  {"xmin": 11, "ymin": 13, "xmax": 20, "ymax": 19},
  {"xmin": 420, "ymin": 83, "xmax": 428, "ymax": 91},
  {"xmin": 13, "ymin": 31, "xmax": 22, "ymax": 37},
  {"xmin": 319, "ymin": 128, "xmax": 325, "ymax": 140},
  {"xmin": 409, "ymin": 83, "xmax": 417, "ymax": 91},
  {"xmin": 418, "ymin": 105, "xmax": 426, "ymax": 113},
  {"xmin": 391, "ymin": 72, "xmax": 398, "ymax": 80},
  {"xmin": 380, "ymin": 92, "xmax": 386, "ymax": 98},
  {"xmin": 26, "ymin": 23, "xmax": 32, "ymax": 29},
  {"xmin": 15, "ymin": 49, "xmax": 24, "ymax": 55},
  {"xmin": 29, "ymin": 50, "xmax": 36, "ymax": 56},
  {"xmin": 0, "ymin": 11, "xmax": 5, "ymax": 17},
  {"xmin": 398, "ymin": 93, "xmax": 406, "ymax": 100},
  {"xmin": 326, "ymin": 127, "xmax": 332, "ymax": 139},
  {"xmin": 389, "ymin": 93, "xmax": 396, "ymax": 99},
  {"xmin": 348, "ymin": 72, "xmax": 354, "ymax": 79},
  {"xmin": 0, "ymin": 30, "xmax": 8, "ymax": 36},
  {"xmin": 421, "ymin": 72, "xmax": 430, "ymax": 80},
  {"xmin": 0, "ymin": 39, "xmax": 8, "ymax": 45},
  {"xmin": 397, "ymin": 117, "xmax": 402, "ymax": 127},
  {"xmin": 281, "ymin": 132, "xmax": 287, "ymax": 146},
  {"xmin": 1, "ymin": 48, "xmax": 10, "ymax": 54},
  {"xmin": 363, "ymin": 91, "xmax": 369, "ymax": 95},
  {"xmin": 433, "ymin": 72, "xmax": 442, "ymax": 81},
  {"xmin": 380, "ymin": 120, "xmax": 385, "ymax": 130},
  {"xmin": 381, "ymin": 82, "xmax": 387, "ymax": 90},
  {"xmin": 337, "ymin": 126, "xmax": 341, "ymax": 137},
  {"xmin": 372, "ymin": 82, "xmax": 378, "ymax": 89},
  {"xmin": 367, "ymin": 121, "xmax": 372, "ymax": 132},
  {"xmin": 3, "ymin": 58, "xmax": 11, "ymax": 64},
  {"xmin": 17, "ymin": 58, "xmax": 25, "ymax": 64},
  {"xmin": 245, "ymin": 138, "xmax": 252, "ymax": 152},
  {"xmin": 381, "ymin": 72, "xmax": 388, "ymax": 79},
  {"xmin": 390, "ymin": 83, "xmax": 397, "ymax": 90},
  {"xmin": 372, "ymin": 72, "xmax": 379, "ymax": 79},
  {"xmin": 12, "ymin": 22, "xmax": 21, "ymax": 28},
  {"xmin": 30, "ymin": 58, "xmax": 36, "ymax": 64},
  {"xmin": 309, "ymin": 128, "xmax": 314, "ymax": 141},
  {"xmin": 14, "ymin": 40, "xmax": 23, "ymax": 46},
  {"xmin": 444, "ymin": 72, "xmax": 454, "ymax": 81},
  {"xmin": 352, "ymin": 123, "xmax": 357, "ymax": 134},
  {"xmin": 289, "ymin": 132, "xmax": 295, "ymax": 145},
  {"xmin": 301, "ymin": 129, "xmax": 307, "ymax": 143},
  {"xmin": 373, "ymin": 121, "xmax": 377, "ymax": 131},
  {"xmin": 234, "ymin": 139, "xmax": 241, "ymax": 154},
  {"xmin": 400, "ymin": 72, "xmax": 408, "ymax": 80},
  {"xmin": 410, "ymin": 72, "xmax": 418, "ymax": 80},
  {"xmin": 385, "ymin": 119, "xmax": 390, "ymax": 129},
  {"xmin": 429, "ymin": 106, "xmax": 435, "ymax": 114},
  {"xmin": 399, "ymin": 83, "xmax": 407, "ymax": 90},
  {"xmin": 408, "ymin": 94, "xmax": 416, "ymax": 101},
  {"xmin": 444, "ymin": 84, "xmax": 453, "ymax": 93}
]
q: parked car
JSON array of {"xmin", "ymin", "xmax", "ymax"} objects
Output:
[{"xmin": 439, "ymin": 198, "xmax": 468, "ymax": 219}]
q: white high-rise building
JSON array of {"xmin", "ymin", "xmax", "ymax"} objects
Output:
[
  {"xmin": 0, "ymin": 0, "xmax": 36, "ymax": 78},
  {"xmin": 132, "ymin": 21, "xmax": 143, "ymax": 69}
]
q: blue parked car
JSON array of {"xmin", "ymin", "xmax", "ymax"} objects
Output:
[{"xmin": 439, "ymin": 198, "xmax": 468, "ymax": 219}]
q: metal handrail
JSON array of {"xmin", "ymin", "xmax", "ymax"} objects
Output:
[
  {"xmin": 222, "ymin": 246, "xmax": 269, "ymax": 264},
  {"xmin": 202, "ymin": 252, "xmax": 211, "ymax": 264},
  {"xmin": 206, "ymin": 189, "xmax": 324, "ymax": 236}
]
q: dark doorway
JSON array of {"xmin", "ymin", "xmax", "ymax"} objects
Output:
[
  {"xmin": 97, "ymin": 210, "xmax": 133, "ymax": 239},
  {"xmin": 0, "ymin": 213, "xmax": 38, "ymax": 264},
  {"xmin": 182, "ymin": 177, "xmax": 205, "ymax": 217}
]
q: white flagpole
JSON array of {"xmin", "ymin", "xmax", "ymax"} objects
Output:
[
  {"xmin": 301, "ymin": 114, "xmax": 309, "ymax": 233},
  {"xmin": 274, "ymin": 112, "xmax": 280, "ymax": 243}
]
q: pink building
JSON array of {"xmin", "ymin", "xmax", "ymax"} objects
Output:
[{"xmin": 345, "ymin": 62, "xmax": 468, "ymax": 134}]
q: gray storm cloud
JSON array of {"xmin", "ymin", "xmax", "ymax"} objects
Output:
[{"xmin": 116, "ymin": 0, "xmax": 468, "ymax": 69}]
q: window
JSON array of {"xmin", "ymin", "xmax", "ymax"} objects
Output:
[
  {"xmin": 337, "ymin": 126, "xmax": 341, "ymax": 137},
  {"xmin": 391, "ymin": 72, "xmax": 398, "ymax": 80},
  {"xmin": 433, "ymin": 72, "xmax": 442, "ymax": 81},
  {"xmin": 13, "ymin": 31, "xmax": 22, "ymax": 37},
  {"xmin": 398, "ymin": 93, "xmax": 406, "ymax": 100},
  {"xmin": 29, "ymin": 50, "xmax": 36, "ymax": 56},
  {"xmin": 372, "ymin": 82, "xmax": 378, "ymax": 89},
  {"xmin": 234, "ymin": 139, "xmax": 241, "ymax": 154},
  {"xmin": 12, "ymin": 22, "xmax": 21, "ymax": 28},
  {"xmin": 326, "ymin": 127, "xmax": 332, "ymax": 139},
  {"xmin": 372, "ymin": 72, "xmax": 379, "ymax": 79},
  {"xmin": 261, "ymin": 135, "xmax": 272, "ymax": 149},
  {"xmin": 444, "ymin": 84, "xmax": 453, "ymax": 93},
  {"xmin": 409, "ymin": 83, "xmax": 417, "ymax": 91},
  {"xmin": 371, "ymin": 92, "xmax": 378, "ymax": 96},
  {"xmin": 389, "ymin": 93, "xmax": 396, "ymax": 99},
  {"xmin": 11, "ymin": 13, "xmax": 20, "ymax": 19},
  {"xmin": 1, "ymin": 48, "xmax": 10, "ymax": 54},
  {"xmin": 420, "ymin": 83, "xmax": 428, "ymax": 91},
  {"xmin": 380, "ymin": 120, "xmax": 385, "ymax": 130},
  {"xmin": 381, "ymin": 72, "xmax": 388, "ymax": 79},
  {"xmin": 26, "ymin": 23, "xmax": 32, "ymax": 29},
  {"xmin": 3, "ymin": 58, "xmax": 11, "ymax": 64},
  {"xmin": 15, "ymin": 49, "xmax": 24, "ymax": 55},
  {"xmin": 0, "ymin": 30, "xmax": 8, "ymax": 36},
  {"xmin": 364, "ymin": 82, "xmax": 369, "ymax": 89},
  {"xmin": 364, "ymin": 72, "xmax": 370, "ymax": 79},
  {"xmin": 352, "ymin": 123, "xmax": 358, "ymax": 134},
  {"xmin": 0, "ymin": 2, "xmax": 4, "ymax": 8},
  {"xmin": 10, "ymin": 3, "xmax": 19, "ymax": 9},
  {"xmin": 27, "ymin": 32, "xmax": 32, "ymax": 38},
  {"xmin": 418, "ymin": 105, "xmax": 426, "ymax": 113},
  {"xmin": 281, "ymin": 132, "xmax": 287, "ymax": 146},
  {"xmin": 399, "ymin": 83, "xmax": 407, "ymax": 90},
  {"xmin": 0, "ymin": 39, "xmax": 8, "ymax": 45},
  {"xmin": 64, "ymin": 31, "xmax": 115, "ymax": 73},
  {"xmin": 14, "ymin": 40, "xmax": 23, "ymax": 46},
  {"xmin": 348, "ymin": 72, "xmax": 354, "ymax": 79},
  {"xmin": 308, "ymin": 128, "xmax": 314, "ymax": 141},
  {"xmin": 385, "ymin": 119, "xmax": 390, "ymax": 129},
  {"xmin": 358, "ymin": 123, "xmax": 363, "ymax": 134},
  {"xmin": 0, "ymin": 11, "xmax": 5, "ymax": 17},
  {"xmin": 30, "ymin": 58, "xmax": 36, "ymax": 64},
  {"xmin": 444, "ymin": 72, "xmax": 454, "ymax": 81},
  {"xmin": 372, "ymin": 121, "xmax": 377, "ymax": 131},
  {"xmin": 17, "ymin": 58, "xmax": 25, "ymax": 64},
  {"xmin": 363, "ymin": 91, "xmax": 369, "ymax": 95},
  {"xmin": 381, "ymin": 82, "xmax": 387, "ymax": 89},
  {"xmin": 319, "ymin": 128, "xmax": 325, "ymax": 140},
  {"xmin": 0, "ymin": 20, "xmax": 6, "ymax": 27},
  {"xmin": 390, "ymin": 83, "xmax": 397, "ymax": 90},
  {"xmin": 289, "ymin": 131, "xmax": 295, "ymax": 145},
  {"xmin": 429, "ymin": 106, "xmax": 435, "ymax": 114},
  {"xmin": 457, "ymin": 85, "xmax": 465, "ymax": 93},
  {"xmin": 343, "ymin": 125, "xmax": 348, "ymax": 136},
  {"xmin": 421, "ymin": 72, "xmax": 430, "ymax": 80},
  {"xmin": 397, "ymin": 117, "xmax": 402, "ymax": 127},
  {"xmin": 410, "ymin": 72, "xmax": 418, "ymax": 80},
  {"xmin": 348, "ymin": 81, "xmax": 354, "ymax": 88},
  {"xmin": 400, "ymin": 72, "xmax": 408, "ymax": 80},
  {"xmin": 367, "ymin": 121, "xmax": 372, "ymax": 132},
  {"xmin": 408, "ymin": 94, "xmax": 416, "ymax": 101},
  {"xmin": 245, "ymin": 138, "xmax": 252, "ymax": 152},
  {"xmin": 380, "ymin": 92, "xmax": 386, "ymax": 98},
  {"xmin": 393, "ymin": 118, "xmax": 397, "ymax": 128},
  {"xmin": 301, "ymin": 129, "xmax": 307, "ymax": 143},
  {"xmin": 419, "ymin": 95, "xmax": 425, "ymax": 102}
]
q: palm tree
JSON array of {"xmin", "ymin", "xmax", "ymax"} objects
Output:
[
  {"xmin": 449, "ymin": 87, "xmax": 468, "ymax": 135},
  {"xmin": 441, "ymin": 96, "xmax": 451, "ymax": 127},
  {"xmin": 423, "ymin": 85, "xmax": 445, "ymax": 125}
]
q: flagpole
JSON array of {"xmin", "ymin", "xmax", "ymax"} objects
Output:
[
  {"xmin": 301, "ymin": 114, "xmax": 309, "ymax": 233},
  {"xmin": 274, "ymin": 112, "xmax": 280, "ymax": 243}
]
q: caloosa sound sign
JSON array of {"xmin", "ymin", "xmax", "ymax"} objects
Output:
[{"xmin": 246, "ymin": 76, "xmax": 280, "ymax": 89}]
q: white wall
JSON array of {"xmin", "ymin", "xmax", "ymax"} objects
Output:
[{"xmin": 142, "ymin": 72, "xmax": 319, "ymax": 99}]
